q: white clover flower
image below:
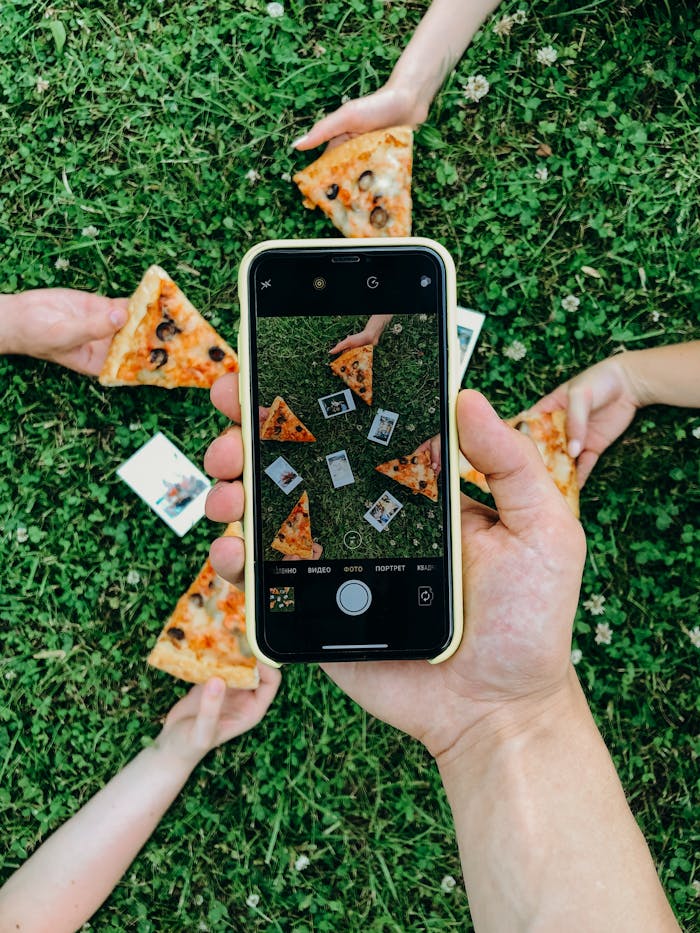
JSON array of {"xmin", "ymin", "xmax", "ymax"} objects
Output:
[
  {"xmin": 280, "ymin": 171, "xmax": 291, "ymax": 182},
  {"xmin": 583, "ymin": 593, "xmax": 606, "ymax": 616},
  {"xmin": 503, "ymin": 340, "xmax": 527, "ymax": 361},
  {"xmin": 418, "ymin": 313, "xmax": 428, "ymax": 321},
  {"xmin": 534, "ymin": 165, "xmax": 548, "ymax": 181},
  {"xmin": 692, "ymin": 425, "xmax": 700, "ymax": 440},
  {"xmin": 36, "ymin": 77, "xmax": 50, "ymax": 94},
  {"xmin": 127, "ymin": 569, "xmax": 141, "ymax": 586},
  {"xmin": 412, "ymin": 538, "xmax": 419, "ymax": 546},
  {"xmin": 570, "ymin": 648, "xmax": 583, "ymax": 665},
  {"xmin": 5, "ymin": 670, "xmax": 17, "ymax": 680},
  {"xmin": 441, "ymin": 875, "xmax": 457, "ymax": 893},
  {"xmin": 245, "ymin": 169, "xmax": 261, "ymax": 183},
  {"xmin": 432, "ymin": 542, "xmax": 438, "ymax": 549},
  {"xmin": 463, "ymin": 75, "xmax": 490, "ymax": 103},
  {"xmin": 129, "ymin": 421, "xmax": 141, "ymax": 431},
  {"xmin": 54, "ymin": 257, "xmax": 69, "ymax": 270},
  {"xmin": 341, "ymin": 94, "xmax": 351, "ymax": 104},
  {"xmin": 406, "ymin": 423, "xmax": 416, "ymax": 432},
  {"xmin": 594, "ymin": 622, "xmax": 612, "ymax": 645},
  {"xmin": 428, "ymin": 406, "xmax": 435, "ymax": 414},
  {"xmin": 691, "ymin": 879, "xmax": 700, "ymax": 897},
  {"xmin": 81, "ymin": 225, "xmax": 99, "ymax": 238},
  {"xmin": 493, "ymin": 15, "xmax": 514, "ymax": 36},
  {"xmin": 246, "ymin": 893, "xmax": 260, "ymax": 908},
  {"xmin": 16, "ymin": 527, "xmax": 28, "ymax": 544},
  {"xmin": 294, "ymin": 854, "xmax": 310, "ymax": 871},
  {"xmin": 266, "ymin": 2, "xmax": 284, "ymax": 17},
  {"xmin": 536, "ymin": 45, "xmax": 558, "ymax": 66},
  {"xmin": 312, "ymin": 42, "xmax": 326, "ymax": 57},
  {"xmin": 689, "ymin": 627, "xmax": 700, "ymax": 649},
  {"xmin": 512, "ymin": 8, "xmax": 527, "ymax": 24},
  {"xmin": 391, "ymin": 323, "xmax": 403, "ymax": 334},
  {"xmin": 561, "ymin": 294, "xmax": 580, "ymax": 313},
  {"xmin": 650, "ymin": 309, "xmax": 660, "ymax": 322},
  {"xmin": 642, "ymin": 61, "xmax": 655, "ymax": 78}
]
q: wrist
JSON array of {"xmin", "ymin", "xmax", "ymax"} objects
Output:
[
  {"xmin": 0, "ymin": 293, "xmax": 30, "ymax": 355},
  {"xmin": 616, "ymin": 351, "xmax": 652, "ymax": 409},
  {"xmin": 151, "ymin": 729, "xmax": 205, "ymax": 774},
  {"xmin": 384, "ymin": 74, "xmax": 431, "ymax": 126},
  {"xmin": 435, "ymin": 668, "xmax": 588, "ymax": 791}
]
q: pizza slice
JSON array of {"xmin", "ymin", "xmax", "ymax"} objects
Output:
[
  {"xmin": 330, "ymin": 345, "xmax": 373, "ymax": 405},
  {"xmin": 147, "ymin": 523, "xmax": 259, "ymax": 689},
  {"xmin": 260, "ymin": 396, "xmax": 316, "ymax": 442},
  {"xmin": 271, "ymin": 490, "xmax": 313, "ymax": 558},
  {"xmin": 376, "ymin": 448, "xmax": 439, "ymax": 502},
  {"xmin": 99, "ymin": 265, "xmax": 238, "ymax": 388},
  {"xmin": 293, "ymin": 126, "xmax": 413, "ymax": 238},
  {"xmin": 459, "ymin": 410, "xmax": 580, "ymax": 517}
]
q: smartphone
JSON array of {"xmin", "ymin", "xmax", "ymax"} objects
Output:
[{"xmin": 238, "ymin": 238, "xmax": 462, "ymax": 665}]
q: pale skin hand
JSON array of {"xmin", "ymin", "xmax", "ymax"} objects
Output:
[
  {"xmin": 0, "ymin": 289, "xmax": 128, "ymax": 375},
  {"xmin": 329, "ymin": 314, "xmax": 393, "ymax": 355},
  {"xmin": 414, "ymin": 433, "xmax": 441, "ymax": 475},
  {"xmin": 0, "ymin": 671, "xmax": 281, "ymax": 933},
  {"xmin": 527, "ymin": 342, "xmax": 700, "ymax": 486},
  {"xmin": 203, "ymin": 373, "xmax": 679, "ymax": 932},
  {"xmin": 293, "ymin": 0, "xmax": 503, "ymax": 150}
]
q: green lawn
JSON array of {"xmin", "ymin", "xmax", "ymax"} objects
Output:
[{"xmin": 1, "ymin": 0, "xmax": 699, "ymax": 930}]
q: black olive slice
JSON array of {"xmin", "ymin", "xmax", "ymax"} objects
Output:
[
  {"xmin": 326, "ymin": 183, "xmax": 339, "ymax": 200},
  {"xmin": 168, "ymin": 626, "xmax": 185, "ymax": 640},
  {"xmin": 411, "ymin": 456, "xmax": 418, "ymax": 464},
  {"xmin": 156, "ymin": 320, "xmax": 181, "ymax": 341},
  {"xmin": 515, "ymin": 421, "xmax": 530, "ymax": 435},
  {"xmin": 295, "ymin": 425, "xmax": 302, "ymax": 432},
  {"xmin": 370, "ymin": 206, "xmax": 388, "ymax": 228},
  {"xmin": 149, "ymin": 348, "xmax": 168, "ymax": 369},
  {"xmin": 189, "ymin": 593, "xmax": 204, "ymax": 608},
  {"xmin": 278, "ymin": 532, "xmax": 285, "ymax": 540},
  {"xmin": 209, "ymin": 346, "xmax": 225, "ymax": 362},
  {"xmin": 340, "ymin": 365, "xmax": 346, "ymax": 372},
  {"xmin": 358, "ymin": 170, "xmax": 374, "ymax": 191},
  {"xmin": 419, "ymin": 480, "xmax": 427, "ymax": 488},
  {"xmin": 399, "ymin": 457, "xmax": 408, "ymax": 464}
]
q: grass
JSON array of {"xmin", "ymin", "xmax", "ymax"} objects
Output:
[
  {"xmin": 257, "ymin": 313, "xmax": 442, "ymax": 559},
  {"xmin": 1, "ymin": 0, "xmax": 699, "ymax": 929}
]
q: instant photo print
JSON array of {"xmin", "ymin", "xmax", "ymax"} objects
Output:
[
  {"xmin": 239, "ymin": 238, "xmax": 463, "ymax": 666},
  {"xmin": 117, "ymin": 432, "xmax": 210, "ymax": 536}
]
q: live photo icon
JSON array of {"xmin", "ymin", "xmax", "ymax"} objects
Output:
[{"xmin": 417, "ymin": 585, "xmax": 434, "ymax": 607}]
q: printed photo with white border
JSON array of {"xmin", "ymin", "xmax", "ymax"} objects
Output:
[
  {"xmin": 367, "ymin": 408, "xmax": 399, "ymax": 446},
  {"xmin": 326, "ymin": 449, "xmax": 355, "ymax": 489},
  {"xmin": 364, "ymin": 490, "xmax": 403, "ymax": 532},
  {"xmin": 456, "ymin": 306, "xmax": 485, "ymax": 380},
  {"xmin": 265, "ymin": 455, "xmax": 303, "ymax": 494},
  {"xmin": 318, "ymin": 388, "xmax": 357, "ymax": 419}
]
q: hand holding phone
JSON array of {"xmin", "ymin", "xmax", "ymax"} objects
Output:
[
  {"xmin": 205, "ymin": 382, "xmax": 585, "ymax": 757},
  {"xmin": 235, "ymin": 238, "xmax": 463, "ymax": 665}
]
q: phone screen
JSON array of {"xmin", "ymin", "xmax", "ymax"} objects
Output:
[{"xmin": 246, "ymin": 245, "xmax": 455, "ymax": 662}]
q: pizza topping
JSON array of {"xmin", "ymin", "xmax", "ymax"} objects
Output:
[
  {"xmin": 358, "ymin": 170, "xmax": 374, "ymax": 191},
  {"xmin": 209, "ymin": 346, "xmax": 225, "ymax": 362},
  {"xmin": 376, "ymin": 448, "xmax": 439, "ymax": 502},
  {"xmin": 156, "ymin": 320, "xmax": 181, "ymax": 341},
  {"xmin": 325, "ymin": 183, "xmax": 339, "ymax": 200},
  {"xmin": 168, "ymin": 626, "xmax": 185, "ymax": 640},
  {"xmin": 150, "ymin": 348, "xmax": 168, "ymax": 368},
  {"xmin": 370, "ymin": 206, "xmax": 388, "ymax": 228},
  {"xmin": 189, "ymin": 593, "xmax": 204, "ymax": 607}
]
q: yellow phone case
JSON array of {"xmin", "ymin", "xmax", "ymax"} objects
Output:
[{"xmin": 237, "ymin": 238, "xmax": 463, "ymax": 668}]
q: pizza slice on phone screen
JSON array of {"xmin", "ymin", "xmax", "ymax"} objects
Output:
[
  {"xmin": 329, "ymin": 345, "xmax": 374, "ymax": 404},
  {"xmin": 459, "ymin": 410, "xmax": 580, "ymax": 517},
  {"xmin": 270, "ymin": 490, "xmax": 313, "ymax": 558},
  {"xmin": 99, "ymin": 265, "xmax": 238, "ymax": 388},
  {"xmin": 147, "ymin": 523, "xmax": 259, "ymax": 689},
  {"xmin": 293, "ymin": 126, "xmax": 413, "ymax": 238},
  {"xmin": 260, "ymin": 396, "xmax": 316, "ymax": 441},
  {"xmin": 376, "ymin": 448, "xmax": 439, "ymax": 501}
]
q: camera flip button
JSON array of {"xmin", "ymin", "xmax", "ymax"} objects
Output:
[{"xmin": 336, "ymin": 580, "xmax": 372, "ymax": 616}]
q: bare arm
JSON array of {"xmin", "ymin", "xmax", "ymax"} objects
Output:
[
  {"xmin": 439, "ymin": 673, "xmax": 680, "ymax": 932},
  {"xmin": 0, "ymin": 674, "xmax": 280, "ymax": 933},
  {"xmin": 624, "ymin": 340, "xmax": 700, "ymax": 408},
  {"xmin": 295, "ymin": 0, "xmax": 503, "ymax": 149}
]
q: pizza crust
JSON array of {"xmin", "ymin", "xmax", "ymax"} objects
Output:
[
  {"xmin": 147, "ymin": 639, "xmax": 259, "ymax": 689},
  {"xmin": 100, "ymin": 265, "xmax": 165, "ymax": 385}
]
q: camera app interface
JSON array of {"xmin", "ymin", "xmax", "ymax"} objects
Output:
[{"xmin": 251, "ymin": 254, "xmax": 453, "ymax": 658}]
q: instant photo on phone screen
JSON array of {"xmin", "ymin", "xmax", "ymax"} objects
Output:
[{"xmin": 246, "ymin": 246, "xmax": 456, "ymax": 662}]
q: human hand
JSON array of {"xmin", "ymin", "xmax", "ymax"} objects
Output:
[
  {"xmin": 204, "ymin": 376, "xmax": 586, "ymax": 765},
  {"xmin": 329, "ymin": 314, "xmax": 393, "ymax": 354},
  {"xmin": 414, "ymin": 434, "xmax": 441, "ymax": 475},
  {"xmin": 156, "ymin": 669, "xmax": 281, "ymax": 766},
  {"xmin": 2, "ymin": 289, "xmax": 128, "ymax": 375},
  {"xmin": 527, "ymin": 354, "xmax": 641, "ymax": 486},
  {"xmin": 293, "ymin": 85, "xmax": 427, "ymax": 151}
]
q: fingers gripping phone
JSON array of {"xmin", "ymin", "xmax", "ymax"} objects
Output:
[{"xmin": 238, "ymin": 238, "xmax": 462, "ymax": 665}]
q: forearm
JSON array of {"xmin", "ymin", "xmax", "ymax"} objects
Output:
[
  {"xmin": 387, "ymin": 0, "xmax": 502, "ymax": 116},
  {"xmin": 621, "ymin": 341, "xmax": 700, "ymax": 409},
  {"xmin": 439, "ymin": 671, "xmax": 679, "ymax": 932},
  {"xmin": 0, "ymin": 743, "xmax": 197, "ymax": 933}
]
